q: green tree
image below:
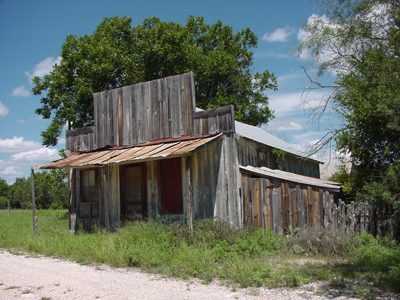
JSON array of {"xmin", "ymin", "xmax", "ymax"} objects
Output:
[
  {"xmin": 0, "ymin": 178, "xmax": 10, "ymax": 209},
  {"xmin": 301, "ymin": 0, "xmax": 400, "ymax": 237},
  {"xmin": 33, "ymin": 16, "xmax": 277, "ymax": 146},
  {"xmin": 8, "ymin": 178, "xmax": 31, "ymax": 209},
  {"xmin": 0, "ymin": 178, "xmax": 8, "ymax": 197},
  {"xmin": 7, "ymin": 170, "xmax": 68, "ymax": 209},
  {"xmin": 34, "ymin": 170, "xmax": 68, "ymax": 209}
]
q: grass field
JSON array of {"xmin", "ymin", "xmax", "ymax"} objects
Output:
[{"xmin": 0, "ymin": 210, "xmax": 399, "ymax": 299}]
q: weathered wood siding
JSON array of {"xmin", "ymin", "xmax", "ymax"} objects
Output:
[
  {"xmin": 93, "ymin": 72, "xmax": 195, "ymax": 149},
  {"xmin": 66, "ymin": 127, "xmax": 96, "ymax": 152},
  {"xmin": 242, "ymin": 174, "xmax": 369, "ymax": 233},
  {"xmin": 188, "ymin": 134, "xmax": 242, "ymax": 228},
  {"xmin": 71, "ymin": 166, "xmax": 120, "ymax": 231},
  {"xmin": 193, "ymin": 105, "xmax": 235, "ymax": 136},
  {"xmin": 146, "ymin": 160, "xmax": 161, "ymax": 220},
  {"xmin": 236, "ymin": 136, "xmax": 320, "ymax": 178},
  {"xmin": 71, "ymin": 169, "xmax": 97, "ymax": 231}
]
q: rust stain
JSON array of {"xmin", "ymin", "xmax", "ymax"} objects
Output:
[{"xmin": 40, "ymin": 134, "xmax": 222, "ymax": 169}]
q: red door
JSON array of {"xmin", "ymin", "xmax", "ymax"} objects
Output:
[{"xmin": 160, "ymin": 158, "xmax": 183, "ymax": 214}]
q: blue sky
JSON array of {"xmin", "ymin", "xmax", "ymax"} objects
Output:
[{"xmin": 0, "ymin": 0, "xmax": 340, "ymax": 183}]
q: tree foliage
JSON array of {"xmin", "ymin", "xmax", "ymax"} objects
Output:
[
  {"xmin": 301, "ymin": 0, "xmax": 400, "ymax": 237},
  {"xmin": 4, "ymin": 170, "xmax": 68, "ymax": 210},
  {"xmin": 33, "ymin": 16, "xmax": 277, "ymax": 146}
]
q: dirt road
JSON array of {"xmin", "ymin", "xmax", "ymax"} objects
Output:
[{"xmin": 0, "ymin": 251, "xmax": 333, "ymax": 300}]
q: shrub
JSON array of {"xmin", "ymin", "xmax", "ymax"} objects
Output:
[
  {"xmin": 350, "ymin": 233, "xmax": 400, "ymax": 272},
  {"xmin": 0, "ymin": 196, "xmax": 9, "ymax": 209},
  {"xmin": 168, "ymin": 219, "xmax": 281, "ymax": 255},
  {"xmin": 284, "ymin": 227, "xmax": 356, "ymax": 256}
]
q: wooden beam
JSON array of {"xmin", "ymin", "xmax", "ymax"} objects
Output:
[
  {"xmin": 103, "ymin": 167, "xmax": 110, "ymax": 229},
  {"xmin": 30, "ymin": 167, "xmax": 38, "ymax": 238},
  {"xmin": 186, "ymin": 156, "xmax": 193, "ymax": 231}
]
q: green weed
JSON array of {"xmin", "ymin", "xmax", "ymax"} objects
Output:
[{"xmin": 0, "ymin": 209, "xmax": 399, "ymax": 296}]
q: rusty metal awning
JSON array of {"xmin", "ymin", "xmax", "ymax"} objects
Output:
[
  {"xmin": 40, "ymin": 134, "xmax": 221, "ymax": 169},
  {"xmin": 239, "ymin": 165, "xmax": 341, "ymax": 192}
]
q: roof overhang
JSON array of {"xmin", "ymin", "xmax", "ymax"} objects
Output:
[
  {"xmin": 40, "ymin": 134, "xmax": 221, "ymax": 169},
  {"xmin": 239, "ymin": 165, "xmax": 341, "ymax": 192}
]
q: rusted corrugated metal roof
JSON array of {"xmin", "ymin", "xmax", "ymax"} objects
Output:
[
  {"xmin": 239, "ymin": 165, "xmax": 341, "ymax": 192},
  {"xmin": 40, "ymin": 134, "xmax": 221, "ymax": 169}
]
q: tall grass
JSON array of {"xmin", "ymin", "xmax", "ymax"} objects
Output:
[
  {"xmin": 1, "ymin": 210, "xmax": 399, "ymax": 295},
  {"xmin": 0, "ymin": 210, "xmax": 286, "ymax": 287}
]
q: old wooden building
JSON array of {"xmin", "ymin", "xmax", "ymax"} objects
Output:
[{"xmin": 41, "ymin": 72, "xmax": 340, "ymax": 232}]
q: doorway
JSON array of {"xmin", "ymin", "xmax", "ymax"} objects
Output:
[
  {"xmin": 120, "ymin": 164, "xmax": 147, "ymax": 220},
  {"xmin": 160, "ymin": 158, "xmax": 183, "ymax": 214}
]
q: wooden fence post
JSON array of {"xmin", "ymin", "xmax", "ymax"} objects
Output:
[
  {"xmin": 186, "ymin": 156, "xmax": 193, "ymax": 231},
  {"xmin": 30, "ymin": 167, "xmax": 38, "ymax": 238}
]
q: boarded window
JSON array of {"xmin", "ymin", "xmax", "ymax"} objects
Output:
[
  {"xmin": 81, "ymin": 169, "xmax": 96, "ymax": 203},
  {"xmin": 160, "ymin": 158, "xmax": 183, "ymax": 214}
]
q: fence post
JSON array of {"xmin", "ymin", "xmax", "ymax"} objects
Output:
[{"xmin": 31, "ymin": 167, "xmax": 38, "ymax": 238}]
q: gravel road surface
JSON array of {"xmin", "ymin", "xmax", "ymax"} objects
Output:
[{"xmin": 0, "ymin": 251, "xmax": 348, "ymax": 300}]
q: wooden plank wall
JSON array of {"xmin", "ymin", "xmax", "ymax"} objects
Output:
[
  {"xmin": 193, "ymin": 105, "xmax": 235, "ymax": 136},
  {"xmin": 236, "ymin": 136, "xmax": 276, "ymax": 168},
  {"xmin": 146, "ymin": 160, "xmax": 161, "ymax": 220},
  {"xmin": 66, "ymin": 127, "xmax": 96, "ymax": 152},
  {"xmin": 93, "ymin": 72, "xmax": 195, "ymax": 149},
  {"xmin": 73, "ymin": 166, "xmax": 120, "ymax": 231},
  {"xmin": 188, "ymin": 134, "xmax": 242, "ymax": 228},
  {"xmin": 242, "ymin": 174, "xmax": 370, "ymax": 233},
  {"xmin": 236, "ymin": 136, "xmax": 320, "ymax": 178}
]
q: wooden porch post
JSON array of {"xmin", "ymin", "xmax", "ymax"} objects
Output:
[
  {"xmin": 186, "ymin": 156, "xmax": 193, "ymax": 231},
  {"xmin": 30, "ymin": 167, "xmax": 38, "ymax": 238},
  {"xmin": 68, "ymin": 169, "xmax": 77, "ymax": 234},
  {"xmin": 103, "ymin": 167, "xmax": 110, "ymax": 229}
]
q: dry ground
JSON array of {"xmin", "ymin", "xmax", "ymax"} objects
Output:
[{"xmin": 0, "ymin": 251, "xmax": 356, "ymax": 300}]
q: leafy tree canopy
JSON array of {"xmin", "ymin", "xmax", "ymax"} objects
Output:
[
  {"xmin": 5, "ymin": 170, "xmax": 68, "ymax": 209},
  {"xmin": 301, "ymin": 0, "xmax": 400, "ymax": 237},
  {"xmin": 33, "ymin": 16, "xmax": 277, "ymax": 146},
  {"xmin": 0, "ymin": 178, "xmax": 8, "ymax": 198}
]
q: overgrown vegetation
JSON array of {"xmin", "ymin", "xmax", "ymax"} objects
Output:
[
  {"xmin": 301, "ymin": 0, "xmax": 400, "ymax": 239},
  {"xmin": 0, "ymin": 170, "xmax": 67, "ymax": 210},
  {"xmin": 1, "ymin": 210, "xmax": 399, "ymax": 298}
]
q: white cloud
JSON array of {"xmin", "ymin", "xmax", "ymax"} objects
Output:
[
  {"xmin": 269, "ymin": 93, "xmax": 303, "ymax": 113},
  {"xmin": 269, "ymin": 91, "xmax": 329, "ymax": 115},
  {"xmin": 254, "ymin": 51, "xmax": 290, "ymax": 59},
  {"xmin": 297, "ymin": 5, "xmax": 392, "ymax": 71},
  {"xmin": 298, "ymin": 47, "xmax": 312, "ymax": 60},
  {"xmin": 320, "ymin": 151, "xmax": 352, "ymax": 179},
  {"xmin": 57, "ymin": 137, "xmax": 65, "ymax": 145},
  {"xmin": 0, "ymin": 147, "xmax": 60, "ymax": 183},
  {"xmin": 262, "ymin": 27, "xmax": 292, "ymax": 42},
  {"xmin": 297, "ymin": 14, "xmax": 338, "ymax": 64},
  {"xmin": 297, "ymin": 27, "xmax": 310, "ymax": 41},
  {"xmin": 0, "ymin": 137, "xmax": 41, "ymax": 153},
  {"xmin": 0, "ymin": 102, "xmax": 9, "ymax": 117},
  {"xmin": 11, "ymin": 85, "xmax": 30, "ymax": 97},
  {"xmin": 26, "ymin": 56, "xmax": 61, "ymax": 81},
  {"xmin": 290, "ymin": 139, "xmax": 320, "ymax": 152},
  {"xmin": 0, "ymin": 160, "xmax": 22, "ymax": 183},
  {"xmin": 277, "ymin": 73, "xmax": 304, "ymax": 83},
  {"xmin": 275, "ymin": 121, "xmax": 304, "ymax": 132},
  {"xmin": 293, "ymin": 131, "xmax": 322, "ymax": 141},
  {"xmin": 11, "ymin": 147, "xmax": 60, "ymax": 162}
]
